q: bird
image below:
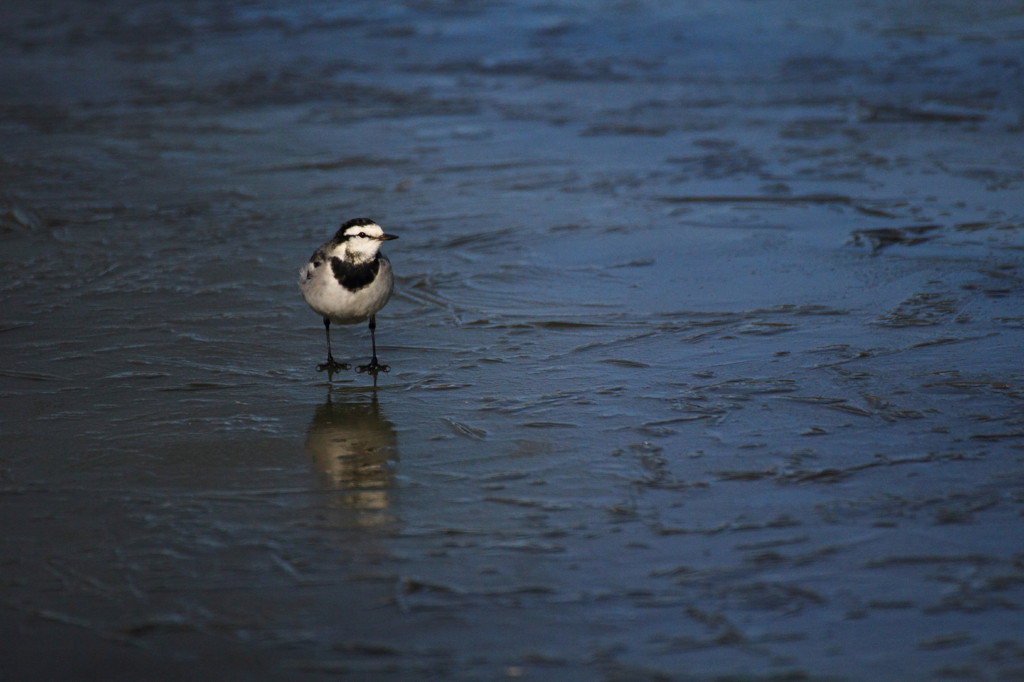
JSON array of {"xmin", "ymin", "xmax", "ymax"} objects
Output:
[{"xmin": 299, "ymin": 218, "xmax": 398, "ymax": 373}]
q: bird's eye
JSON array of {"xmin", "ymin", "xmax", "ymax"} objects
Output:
[{"xmin": 358, "ymin": 232, "xmax": 367, "ymax": 238}]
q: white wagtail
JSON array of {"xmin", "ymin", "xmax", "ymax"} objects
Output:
[{"xmin": 299, "ymin": 218, "xmax": 398, "ymax": 373}]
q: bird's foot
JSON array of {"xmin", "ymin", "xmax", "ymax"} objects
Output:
[
  {"xmin": 317, "ymin": 360, "xmax": 351, "ymax": 373},
  {"xmin": 356, "ymin": 360, "xmax": 389, "ymax": 374}
]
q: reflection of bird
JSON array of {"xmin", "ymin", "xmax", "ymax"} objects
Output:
[
  {"xmin": 305, "ymin": 395, "xmax": 398, "ymax": 516},
  {"xmin": 298, "ymin": 218, "xmax": 398, "ymax": 373}
]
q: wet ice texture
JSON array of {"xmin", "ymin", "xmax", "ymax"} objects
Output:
[{"xmin": 1, "ymin": 1, "xmax": 1023, "ymax": 680}]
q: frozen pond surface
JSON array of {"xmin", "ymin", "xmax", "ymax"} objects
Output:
[{"xmin": 2, "ymin": 1, "xmax": 1024, "ymax": 679}]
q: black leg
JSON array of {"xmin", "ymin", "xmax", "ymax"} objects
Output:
[
  {"xmin": 357, "ymin": 314, "xmax": 389, "ymax": 374},
  {"xmin": 369, "ymin": 315, "xmax": 378, "ymax": 365},
  {"xmin": 317, "ymin": 317, "xmax": 349, "ymax": 372},
  {"xmin": 324, "ymin": 317, "xmax": 333, "ymax": 364}
]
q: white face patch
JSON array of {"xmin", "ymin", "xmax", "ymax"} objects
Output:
[
  {"xmin": 338, "ymin": 222, "xmax": 386, "ymax": 263},
  {"xmin": 343, "ymin": 222, "xmax": 385, "ymax": 240}
]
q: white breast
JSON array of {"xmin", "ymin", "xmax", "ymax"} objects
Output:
[{"xmin": 299, "ymin": 256, "xmax": 394, "ymax": 325}]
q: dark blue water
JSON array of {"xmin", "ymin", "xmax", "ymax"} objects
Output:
[{"xmin": 2, "ymin": 1, "xmax": 1023, "ymax": 679}]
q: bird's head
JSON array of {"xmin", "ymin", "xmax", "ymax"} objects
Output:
[{"xmin": 333, "ymin": 218, "xmax": 398, "ymax": 262}]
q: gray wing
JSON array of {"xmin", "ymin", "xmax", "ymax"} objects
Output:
[{"xmin": 298, "ymin": 243, "xmax": 330, "ymax": 287}]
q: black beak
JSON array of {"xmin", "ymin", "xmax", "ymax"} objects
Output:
[{"xmin": 379, "ymin": 233, "xmax": 399, "ymax": 241}]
